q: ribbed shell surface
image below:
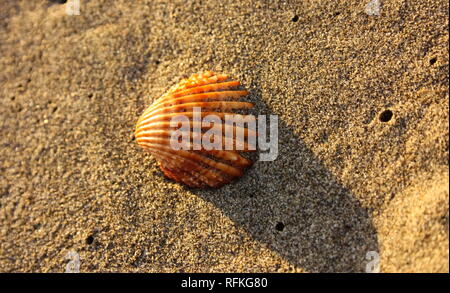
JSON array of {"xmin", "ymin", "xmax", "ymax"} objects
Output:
[{"xmin": 135, "ymin": 71, "xmax": 255, "ymax": 188}]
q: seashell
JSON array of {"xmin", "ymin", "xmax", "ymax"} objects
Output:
[{"xmin": 135, "ymin": 71, "xmax": 256, "ymax": 188}]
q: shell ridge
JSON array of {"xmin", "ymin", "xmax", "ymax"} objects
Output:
[
  {"xmin": 151, "ymin": 80, "xmax": 242, "ymax": 107},
  {"xmin": 136, "ymin": 132, "xmax": 256, "ymax": 152},
  {"xmin": 141, "ymin": 101, "xmax": 253, "ymax": 121},
  {"xmin": 151, "ymin": 148, "xmax": 229, "ymax": 187},
  {"xmin": 149, "ymin": 90, "xmax": 248, "ymax": 112},
  {"xmin": 138, "ymin": 142, "xmax": 243, "ymax": 178}
]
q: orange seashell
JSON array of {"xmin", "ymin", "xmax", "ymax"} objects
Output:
[{"xmin": 135, "ymin": 71, "xmax": 256, "ymax": 188}]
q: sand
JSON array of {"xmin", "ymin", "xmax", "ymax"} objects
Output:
[{"xmin": 0, "ymin": 0, "xmax": 448, "ymax": 272}]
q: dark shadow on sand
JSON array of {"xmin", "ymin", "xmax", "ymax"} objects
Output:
[{"xmin": 188, "ymin": 84, "xmax": 379, "ymax": 273}]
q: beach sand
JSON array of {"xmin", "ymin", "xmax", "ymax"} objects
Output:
[{"xmin": 0, "ymin": 0, "xmax": 448, "ymax": 272}]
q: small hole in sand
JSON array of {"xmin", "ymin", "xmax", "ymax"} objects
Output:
[
  {"xmin": 275, "ymin": 222, "xmax": 285, "ymax": 231},
  {"xmin": 291, "ymin": 15, "xmax": 299, "ymax": 22},
  {"xmin": 429, "ymin": 57, "xmax": 437, "ymax": 65},
  {"xmin": 85, "ymin": 235, "xmax": 94, "ymax": 245},
  {"xmin": 49, "ymin": 0, "xmax": 67, "ymax": 4},
  {"xmin": 379, "ymin": 109, "xmax": 393, "ymax": 122}
]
